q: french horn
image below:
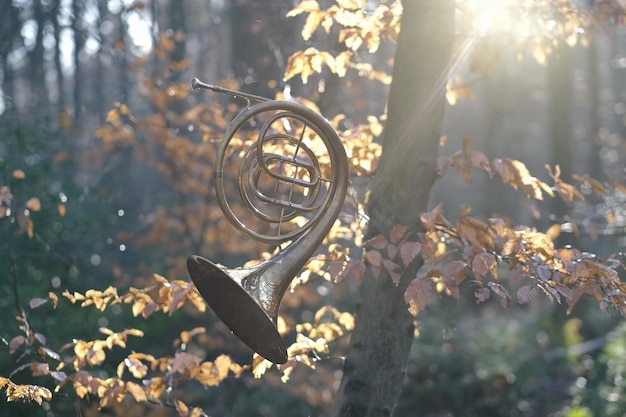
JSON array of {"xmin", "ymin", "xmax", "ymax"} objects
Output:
[{"xmin": 187, "ymin": 78, "xmax": 348, "ymax": 364}]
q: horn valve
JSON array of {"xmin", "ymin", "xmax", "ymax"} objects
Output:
[{"xmin": 187, "ymin": 79, "xmax": 348, "ymax": 364}]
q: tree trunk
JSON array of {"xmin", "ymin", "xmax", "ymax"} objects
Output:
[
  {"xmin": 330, "ymin": 1, "xmax": 455, "ymax": 416},
  {"xmin": 71, "ymin": 0, "xmax": 83, "ymax": 126}
]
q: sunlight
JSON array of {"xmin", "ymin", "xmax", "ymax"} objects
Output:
[{"xmin": 463, "ymin": 0, "xmax": 534, "ymax": 39}]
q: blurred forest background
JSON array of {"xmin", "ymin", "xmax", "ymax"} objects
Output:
[{"xmin": 1, "ymin": 0, "xmax": 626, "ymax": 416}]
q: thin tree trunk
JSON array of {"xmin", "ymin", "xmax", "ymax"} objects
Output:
[
  {"xmin": 95, "ymin": 0, "xmax": 107, "ymax": 123},
  {"xmin": 0, "ymin": 0, "xmax": 19, "ymax": 113},
  {"xmin": 548, "ymin": 41, "xmax": 573, "ymax": 217},
  {"xmin": 52, "ymin": 0, "xmax": 65, "ymax": 110},
  {"xmin": 330, "ymin": 1, "xmax": 455, "ymax": 416},
  {"xmin": 31, "ymin": 0, "xmax": 47, "ymax": 111},
  {"xmin": 71, "ymin": 0, "xmax": 83, "ymax": 126}
]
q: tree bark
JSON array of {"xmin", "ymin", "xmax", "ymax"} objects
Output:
[
  {"xmin": 330, "ymin": 1, "xmax": 455, "ymax": 417},
  {"xmin": 548, "ymin": 40, "xmax": 573, "ymax": 219}
]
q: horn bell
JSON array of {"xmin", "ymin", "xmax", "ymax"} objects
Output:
[{"xmin": 187, "ymin": 255, "xmax": 287, "ymax": 364}]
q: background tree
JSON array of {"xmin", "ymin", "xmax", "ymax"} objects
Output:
[{"xmin": 1, "ymin": 1, "xmax": 626, "ymax": 417}]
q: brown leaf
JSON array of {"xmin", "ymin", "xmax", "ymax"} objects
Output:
[
  {"xmin": 420, "ymin": 203, "xmax": 443, "ymax": 230},
  {"xmin": 400, "ymin": 241, "xmax": 422, "ymax": 267},
  {"xmin": 443, "ymin": 260, "xmax": 469, "ymax": 286},
  {"xmin": 363, "ymin": 234, "xmax": 388, "ymax": 250},
  {"xmin": 364, "ymin": 250, "xmax": 383, "ymax": 268},
  {"xmin": 536, "ymin": 265, "xmax": 552, "ymax": 281},
  {"xmin": 405, "ymin": 277, "xmax": 434, "ymax": 316},
  {"xmin": 383, "ymin": 259, "xmax": 400, "ymax": 285},
  {"xmin": 488, "ymin": 281, "xmax": 512, "ymax": 308},
  {"xmin": 390, "ymin": 224, "xmax": 408, "ymax": 244},
  {"xmin": 9, "ymin": 336, "xmax": 25, "ymax": 354},
  {"xmin": 472, "ymin": 253, "xmax": 497, "ymax": 280},
  {"xmin": 475, "ymin": 287, "xmax": 490, "ymax": 304},
  {"xmin": 517, "ymin": 285, "xmax": 537, "ymax": 304},
  {"xmin": 29, "ymin": 298, "xmax": 47, "ymax": 309}
]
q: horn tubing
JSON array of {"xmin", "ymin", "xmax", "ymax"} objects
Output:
[
  {"xmin": 188, "ymin": 81, "xmax": 348, "ymax": 363},
  {"xmin": 191, "ymin": 78, "xmax": 270, "ymax": 103},
  {"xmin": 216, "ymin": 102, "xmax": 346, "ymax": 243}
]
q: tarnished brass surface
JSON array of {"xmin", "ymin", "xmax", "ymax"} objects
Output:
[{"xmin": 187, "ymin": 78, "xmax": 348, "ymax": 364}]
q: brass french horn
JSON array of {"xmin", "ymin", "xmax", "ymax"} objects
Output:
[{"xmin": 187, "ymin": 78, "xmax": 348, "ymax": 364}]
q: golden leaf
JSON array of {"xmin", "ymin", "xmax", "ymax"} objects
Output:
[
  {"xmin": 337, "ymin": 0, "xmax": 361, "ymax": 9},
  {"xmin": 12, "ymin": 169, "xmax": 25, "ymax": 179},
  {"xmin": 124, "ymin": 357, "xmax": 148, "ymax": 379},
  {"xmin": 132, "ymin": 299, "xmax": 146, "ymax": 317},
  {"xmin": 286, "ymin": 0, "xmax": 320, "ymax": 17},
  {"xmin": 153, "ymin": 273, "xmax": 168, "ymax": 283},
  {"xmin": 87, "ymin": 347, "xmax": 106, "ymax": 366},
  {"xmin": 302, "ymin": 11, "xmax": 325, "ymax": 40},
  {"xmin": 126, "ymin": 328, "xmax": 145, "ymax": 338},
  {"xmin": 546, "ymin": 224, "xmax": 561, "ymax": 241},
  {"xmin": 252, "ymin": 354, "xmax": 272, "ymax": 379},
  {"xmin": 175, "ymin": 399, "xmax": 190, "ymax": 417},
  {"xmin": 74, "ymin": 341, "xmax": 91, "ymax": 358},
  {"xmin": 125, "ymin": 381, "xmax": 147, "ymax": 402},
  {"xmin": 58, "ymin": 204, "xmax": 66, "ymax": 217}
]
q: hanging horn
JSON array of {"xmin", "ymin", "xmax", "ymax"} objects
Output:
[{"xmin": 187, "ymin": 78, "xmax": 348, "ymax": 364}]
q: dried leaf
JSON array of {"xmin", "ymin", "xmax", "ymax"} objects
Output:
[
  {"xmin": 48, "ymin": 292, "xmax": 58, "ymax": 309},
  {"xmin": 517, "ymin": 285, "xmax": 537, "ymax": 304},
  {"xmin": 9, "ymin": 336, "xmax": 25, "ymax": 354},
  {"xmin": 405, "ymin": 277, "xmax": 434, "ymax": 316},
  {"xmin": 12, "ymin": 169, "xmax": 26, "ymax": 179},
  {"xmin": 399, "ymin": 241, "xmax": 422, "ymax": 267},
  {"xmin": 475, "ymin": 287, "xmax": 490, "ymax": 304},
  {"xmin": 390, "ymin": 224, "xmax": 408, "ymax": 244},
  {"xmin": 25, "ymin": 197, "xmax": 41, "ymax": 212},
  {"xmin": 286, "ymin": 0, "xmax": 319, "ymax": 17},
  {"xmin": 175, "ymin": 399, "xmax": 190, "ymax": 417},
  {"xmin": 364, "ymin": 250, "xmax": 382, "ymax": 268},
  {"xmin": 126, "ymin": 381, "xmax": 147, "ymax": 403},
  {"xmin": 443, "ymin": 260, "xmax": 469, "ymax": 288},
  {"xmin": 337, "ymin": 0, "xmax": 361, "ymax": 8},
  {"xmin": 29, "ymin": 298, "xmax": 47, "ymax": 309},
  {"xmin": 546, "ymin": 224, "xmax": 561, "ymax": 241},
  {"xmin": 472, "ymin": 253, "xmax": 497, "ymax": 280},
  {"xmin": 383, "ymin": 259, "xmax": 400, "ymax": 285},
  {"xmin": 488, "ymin": 281, "xmax": 512, "ymax": 308},
  {"xmin": 363, "ymin": 234, "xmax": 388, "ymax": 250}
]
